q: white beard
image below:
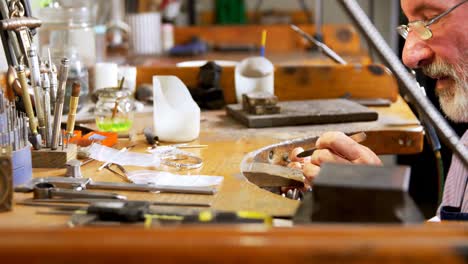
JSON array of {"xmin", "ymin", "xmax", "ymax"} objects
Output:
[
  {"xmin": 422, "ymin": 59, "xmax": 468, "ymax": 123},
  {"xmin": 437, "ymin": 82, "xmax": 468, "ymax": 123}
]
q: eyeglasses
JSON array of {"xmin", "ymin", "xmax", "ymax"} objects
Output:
[{"xmin": 397, "ymin": 0, "xmax": 468, "ymax": 40}]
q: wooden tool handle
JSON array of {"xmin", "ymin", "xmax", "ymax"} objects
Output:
[
  {"xmin": 16, "ymin": 66, "xmax": 37, "ymax": 134},
  {"xmin": 66, "ymin": 82, "xmax": 81, "ymax": 135}
]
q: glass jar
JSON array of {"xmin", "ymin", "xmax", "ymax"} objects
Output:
[
  {"xmin": 38, "ymin": 5, "xmax": 96, "ymax": 114},
  {"xmin": 38, "ymin": 5, "xmax": 96, "ymax": 66},
  {"xmin": 94, "ymin": 88, "xmax": 135, "ymax": 133}
]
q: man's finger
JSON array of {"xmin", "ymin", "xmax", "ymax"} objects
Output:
[
  {"xmin": 303, "ymin": 163, "xmax": 321, "ymax": 183},
  {"xmin": 310, "ymin": 148, "xmax": 351, "ymax": 166},
  {"xmin": 316, "ymin": 132, "xmax": 381, "ymax": 164}
]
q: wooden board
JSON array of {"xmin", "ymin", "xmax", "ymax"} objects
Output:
[
  {"xmin": 226, "ymin": 99, "xmax": 378, "ymax": 128},
  {"xmin": 31, "ymin": 144, "xmax": 77, "ymax": 168}
]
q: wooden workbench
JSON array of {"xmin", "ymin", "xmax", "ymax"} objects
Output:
[
  {"xmin": 0, "ymin": 95, "xmax": 423, "ymax": 228},
  {"xmin": 0, "ymin": 97, "xmax": 466, "ymax": 263},
  {"xmin": 2, "ymin": 41, "xmax": 465, "ymax": 261}
]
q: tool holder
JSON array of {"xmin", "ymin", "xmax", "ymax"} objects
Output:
[
  {"xmin": 12, "ymin": 145, "xmax": 32, "ymax": 186},
  {"xmin": 31, "ymin": 144, "xmax": 77, "ymax": 168}
]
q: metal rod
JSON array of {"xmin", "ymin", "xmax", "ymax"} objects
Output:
[
  {"xmin": 41, "ymin": 72, "xmax": 52, "ymax": 148},
  {"xmin": 290, "ymin": 24, "xmax": 347, "ymax": 65},
  {"xmin": 51, "ymin": 58, "xmax": 69, "ymax": 150}
]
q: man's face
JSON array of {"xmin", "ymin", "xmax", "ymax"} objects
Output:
[{"xmin": 401, "ymin": 0, "xmax": 468, "ymax": 123}]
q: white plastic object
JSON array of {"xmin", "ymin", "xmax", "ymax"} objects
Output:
[
  {"xmin": 234, "ymin": 56, "xmax": 274, "ymax": 103},
  {"xmin": 152, "ymin": 76, "xmax": 200, "ymax": 142}
]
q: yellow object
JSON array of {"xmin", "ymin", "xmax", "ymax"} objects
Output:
[
  {"xmin": 261, "ymin": 30, "xmax": 267, "ymax": 46},
  {"xmin": 198, "ymin": 211, "xmax": 214, "ymax": 222}
]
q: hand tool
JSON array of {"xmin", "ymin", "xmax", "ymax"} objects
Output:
[
  {"xmin": 290, "ymin": 24, "xmax": 347, "ymax": 65},
  {"xmin": 0, "ymin": 16, "xmax": 42, "ymax": 66},
  {"xmin": 21, "ymin": 113, "xmax": 28, "ymax": 147},
  {"xmin": 104, "ymin": 162, "xmax": 131, "ymax": 182},
  {"xmin": 15, "ymin": 177, "xmax": 90, "ymax": 192},
  {"xmin": 16, "ymin": 176, "xmax": 218, "ymax": 195},
  {"xmin": 16, "ymin": 200, "xmax": 84, "ymax": 211},
  {"xmin": 27, "ymin": 46, "xmax": 46, "ymax": 139},
  {"xmin": 65, "ymin": 82, "xmax": 80, "ymax": 148},
  {"xmin": 41, "ymin": 72, "xmax": 52, "ymax": 147},
  {"xmin": 19, "ymin": 198, "xmax": 211, "ymax": 208},
  {"xmin": 86, "ymin": 181, "xmax": 216, "ymax": 195},
  {"xmin": 10, "ymin": 103, "xmax": 19, "ymax": 150},
  {"xmin": 47, "ymin": 49, "xmax": 58, "ymax": 114},
  {"xmin": 242, "ymin": 162, "xmax": 305, "ymax": 188},
  {"xmin": 0, "ymin": 0, "xmax": 21, "ymax": 66},
  {"xmin": 16, "ymin": 64, "xmax": 41, "ymax": 150},
  {"xmin": 32, "ymin": 182, "xmax": 127, "ymax": 200},
  {"xmin": 296, "ymin": 131, "xmax": 367, "ymax": 158},
  {"xmin": 51, "ymin": 58, "xmax": 69, "ymax": 150}
]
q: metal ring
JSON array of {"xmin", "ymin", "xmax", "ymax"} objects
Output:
[{"xmin": 161, "ymin": 154, "xmax": 203, "ymax": 170}]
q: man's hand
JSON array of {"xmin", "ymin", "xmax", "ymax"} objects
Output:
[{"xmin": 290, "ymin": 132, "xmax": 382, "ymax": 186}]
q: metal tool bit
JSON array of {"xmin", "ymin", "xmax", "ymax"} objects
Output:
[
  {"xmin": 51, "ymin": 58, "xmax": 69, "ymax": 150},
  {"xmin": 33, "ymin": 182, "xmax": 127, "ymax": 200},
  {"xmin": 16, "ymin": 64, "xmax": 41, "ymax": 150},
  {"xmin": 41, "ymin": 72, "xmax": 52, "ymax": 147},
  {"xmin": 22, "ymin": 114, "xmax": 29, "ymax": 147},
  {"xmin": 290, "ymin": 24, "xmax": 347, "ymax": 65}
]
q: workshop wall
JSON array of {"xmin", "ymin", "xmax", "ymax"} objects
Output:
[{"xmin": 195, "ymin": 0, "xmax": 399, "ymax": 54}]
